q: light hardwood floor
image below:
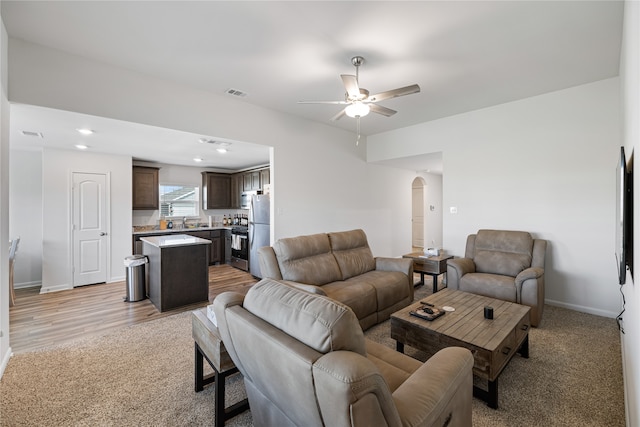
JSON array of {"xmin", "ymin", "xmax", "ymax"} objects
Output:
[{"xmin": 9, "ymin": 264, "xmax": 258, "ymax": 354}]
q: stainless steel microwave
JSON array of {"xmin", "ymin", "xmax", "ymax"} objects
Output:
[{"xmin": 240, "ymin": 190, "xmax": 260, "ymax": 209}]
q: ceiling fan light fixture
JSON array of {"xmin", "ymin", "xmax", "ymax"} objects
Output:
[{"xmin": 345, "ymin": 102, "xmax": 370, "ymax": 118}]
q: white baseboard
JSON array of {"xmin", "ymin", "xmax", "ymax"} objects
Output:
[
  {"xmin": 14, "ymin": 281, "xmax": 41, "ymax": 289},
  {"xmin": 545, "ymin": 298, "xmax": 618, "ymax": 319},
  {"xmin": 0, "ymin": 346, "xmax": 12, "ymax": 379},
  {"xmin": 109, "ymin": 275, "xmax": 125, "ymax": 283},
  {"xmin": 39, "ymin": 284, "xmax": 73, "ymax": 294}
]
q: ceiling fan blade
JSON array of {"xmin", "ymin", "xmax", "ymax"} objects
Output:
[
  {"xmin": 369, "ymin": 104, "xmax": 397, "ymax": 117},
  {"xmin": 368, "ymin": 84, "xmax": 421, "ymax": 103},
  {"xmin": 330, "ymin": 108, "xmax": 347, "ymax": 121},
  {"xmin": 298, "ymin": 100, "xmax": 348, "ymax": 105},
  {"xmin": 341, "ymin": 74, "xmax": 361, "ymax": 99}
]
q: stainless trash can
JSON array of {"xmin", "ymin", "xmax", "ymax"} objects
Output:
[{"xmin": 124, "ymin": 255, "xmax": 148, "ymax": 302}]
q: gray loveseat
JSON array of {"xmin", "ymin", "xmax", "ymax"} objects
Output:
[
  {"xmin": 258, "ymin": 229, "xmax": 414, "ymax": 330},
  {"xmin": 214, "ymin": 279, "xmax": 474, "ymax": 427}
]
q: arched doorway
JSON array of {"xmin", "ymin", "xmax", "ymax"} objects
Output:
[{"xmin": 411, "ymin": 177, "xmax": 426, "ymax": 249}]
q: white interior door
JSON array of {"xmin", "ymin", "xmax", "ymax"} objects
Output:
[
  {"xmin": 73, "ymin": 173, "xmax": 108, "ymax": 286},
  {"xmin": 412, "ymin": 179, "xmax": 425, "ymax": 249}
]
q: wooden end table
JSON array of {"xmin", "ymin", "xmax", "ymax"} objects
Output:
[
  {"xmin": 192, "ymin": 308, "xmax": 249, "ymax": 426},
  {"xmin": 402, "ymin": 252, "xmax": 453, "ymax": 293},
  {"xmin": 390, "ymin": 289, "xmax": 530, "ymax": 409}
]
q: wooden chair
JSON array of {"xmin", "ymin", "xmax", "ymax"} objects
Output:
[{"xmin": 9, "ymin": 237, "xmax": 20, "ymax": 306}]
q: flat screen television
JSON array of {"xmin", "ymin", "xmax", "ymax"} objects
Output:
[{"xmin": 616, "ymin": 147, "xmax": 633, "ymax": 285}]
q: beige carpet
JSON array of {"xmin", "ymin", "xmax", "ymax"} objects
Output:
[{"xmin": 0, "ymin": 288, "xmax": 625, "ymax": 426}]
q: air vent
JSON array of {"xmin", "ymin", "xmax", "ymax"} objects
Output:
[
  {"xmin": 21, "ymin": 130, "xmax": 43, "ymax": 138},
  {"xmin": 225, "ymin": 88, "xmax": 248, "ymax": 98}
]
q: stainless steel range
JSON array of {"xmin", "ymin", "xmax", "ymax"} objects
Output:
[{"xmin": 229, "ymin": 226, "xmax": 249, "ymax": 271}]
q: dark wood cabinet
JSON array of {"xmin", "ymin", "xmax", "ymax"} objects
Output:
[
  {"xmin": 210, "ymin": 230, "xmax": 222, "ymax": 263},
  {"xmin": 142, "ymin": 238, "xmax": 209, "ymax": 312},
  {"xmin": 260, "ymin": 168, "xmax": 270, "ymax": 189},
  {"xmin": 230, "ymin": 173, "xmax": 242, "ymax": 208},
  {"xmin": 132, "ymin": 166, "xmax": 159, "ymax": 210},
  {"xmin": 234, "ymin": 168, "xmax": 270, "ymax": 206},
  {"xmin": 135, "ymin": 229, "xmax": 225, "ymax": 265},
  {"xmin": 202, "ymin": 172, "xmax": 232, "ymax": 209},
  {"xmin": 243, "ymin": 171, "xmax": 261, "ymax": 192},
  {"xmin": 190, "ymin": 230, "xmax": 222, "ymax": 264}
]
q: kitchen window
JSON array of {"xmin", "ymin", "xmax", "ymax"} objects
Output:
[{"xmin": 159, "ymin": 184, "xmax": 199, "ymax": 217}]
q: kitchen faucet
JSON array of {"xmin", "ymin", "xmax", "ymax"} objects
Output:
[{"xmin": 182, "ymin": 217, "xmax": 187, "ymax": 229}]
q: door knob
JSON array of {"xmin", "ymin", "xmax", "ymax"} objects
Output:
[{"xmin": 100, "ymin": 232, "xmax": 107, "ymax": 236}]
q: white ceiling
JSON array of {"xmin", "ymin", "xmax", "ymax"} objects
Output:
[{"xmin": 2, "ymin": 1, "xmax": 624, "ymax": 172}]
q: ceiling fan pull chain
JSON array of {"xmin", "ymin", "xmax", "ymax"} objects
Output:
[{"xmin": 356, "ymin": 117, "xmax": 361, "ymax": 146}]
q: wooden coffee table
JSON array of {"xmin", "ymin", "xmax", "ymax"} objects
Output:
[
  {"xmin": 390, "ymin": 289, "xmax": 530, "ymax": 409},
  {"xmin": 402, "ymin": 252, "xmax": 452, "ymax": 293}
]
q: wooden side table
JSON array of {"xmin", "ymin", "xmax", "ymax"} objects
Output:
[
  {"xmin": 192, "ymin": 308, "xmax": 249, "ymax": 426},
  {"xmin": 402, "ymin": 252, "xmax": 453, "ymax": 293}
]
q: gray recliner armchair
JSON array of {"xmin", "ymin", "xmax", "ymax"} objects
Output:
[
  {"xmin": 214, "ymin": 278, "xmax": 474, "ymax": 427},
  {"xmin": 446, "ymin": 229, "xmax": 547, "ymax": 327}
]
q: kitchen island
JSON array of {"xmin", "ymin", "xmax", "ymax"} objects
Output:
[{"xmin": 140, "ymin": 234, "xmax": 211, "ymax": 312}]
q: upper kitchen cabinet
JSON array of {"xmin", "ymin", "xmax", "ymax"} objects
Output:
[
  {"xmin": 231, "ymin": 173, "xmax": 243, "ymax": 208},
  {"xmin": 243, "ymin": 170, "xmax": 261, "ymax": 192},
  {"xmin": 241, "ymin": 167, "xmax": 270, "ymax": 192},
  {"xmin": 260, "ymin": 168, "xmax": 270, "ymax": 189},
  {"xmin": 202, "ymin": 172, "xmax": 232, "ymax": 209},
  {"xmin": 132, "ymin": 166, "xmax": 159, "ymax": 210}
]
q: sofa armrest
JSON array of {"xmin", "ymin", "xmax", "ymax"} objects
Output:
[
  {"xmin": 376, "ymin": 257, "xmax": 414, "ymax": 300},
  {"xmin": 515, "ymin": 267, "xmax": 544, "ymax": 284},
  {"xmin": 446, "ymin": 258, "xmax": 475, "ymax": 290},
  {"xmin": 212, "ymin": 291, "xmax": 246, "ymax": 374},
  {"xmin": 281, "ymin": 280, "xmax": 327, "ymax": 296},
  {"xmin": 515, "ymin": 267, "xmax": 545, "ymax": 325},
  {"xmin": 393, "ymin": 347, "xmax": 474, "ymax": 427},
  {"xmin": 313, "ymin": 351, "xmax": 404, "ymax": 427},
  {"xmin": 258, "ymin": 246, "xmax": 283, "ymax": 280},
  {"xmin": 375, "ymin": 257, "xmax": 413, "ymax": 276}
]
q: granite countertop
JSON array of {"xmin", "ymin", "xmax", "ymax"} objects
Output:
[
  {"xmin": 133, "ymin": 226, "xmax": 232, "ymax": 235},
  {"xmin": 140, "ymin": 234, "xmax": 213, "ymax": 248}
]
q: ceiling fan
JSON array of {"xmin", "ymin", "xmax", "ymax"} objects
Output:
[{"xmin": 299, "ymin": 56, "xmax": 421, "ymax": 145}]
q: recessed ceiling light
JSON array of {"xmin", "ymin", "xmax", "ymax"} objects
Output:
[
  {"xmin": 75, "ymin": 144, "xmax": 89, "ymax": 150},
  {"xmin": 193, "ymin": 157, "xmax": 203, "ymax": 162},
  {"xmin": 216, "ymin": 148, "xmax": 227, "ymax": 154},
  {"xmin": 76, "ymin": 128, "xmax": 94, "ymax": 135}
]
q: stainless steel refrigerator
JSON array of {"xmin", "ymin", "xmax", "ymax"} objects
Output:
[{"xmin": 249, "ymin": 192, "xmax": 270, "ymax": 278}]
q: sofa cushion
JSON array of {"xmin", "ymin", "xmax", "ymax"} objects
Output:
[
  {"xmin": 321, "ymin": 279, "xmax": 377, "ymax": 322},
  {"xmin": 328, "ymin": 229, "xmax": 376, "ymax": 280},
  {"xmin": 243, "ymin": 278, "xmax": 366, "ymax": 355},
  {"xmin": 359, "ymin": 270, "xmax": 412, "ymax": 311},
  {"xmin": 473, "ymin": 230, "xmax": 533, "ymax": 277},
  {"xmin": 459, "ymin": 273, "xmax": 517, "ymax": 302},
  {"xmin": 273, "ymin": 233, "xmax": 343, "ymax": 286}
]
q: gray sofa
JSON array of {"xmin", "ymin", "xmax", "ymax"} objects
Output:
[
  {"xmin": 258, "ymin": 229, "xmax": 414, "ymax": 330},
  {"xmin": 446, "ymin": 229, "xmax": 547, "ymax": 326},
  {"xmin": 214, "ymin": 279, "xmax": 474, "ymax": 427}
]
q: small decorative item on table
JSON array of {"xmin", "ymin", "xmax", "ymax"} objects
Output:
[{"xmin": 410, "ymin": 303, "xmax": 445, "ymax": 321}]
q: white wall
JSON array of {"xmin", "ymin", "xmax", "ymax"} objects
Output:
[
  {"xmin": 0, "ymin": 15, "xmax": 10, "ymax": 376},
  {"xmin": 41, "ymin": 148, "xmax": 131, "ymax": 292},
  {"xmin": 9, "ymin": 149, "xmax": 42, "ymax": 287},
  {"xmin": 369, "ymin": 77, "xmax": 622, "ymax": 318},
  {"xmin": 620, "ymin": 0, "xmax": 640, "ymax": 424},
  {"xmin": 417, "ymin": 172, "xmax": 443, "ymax": 249}
]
